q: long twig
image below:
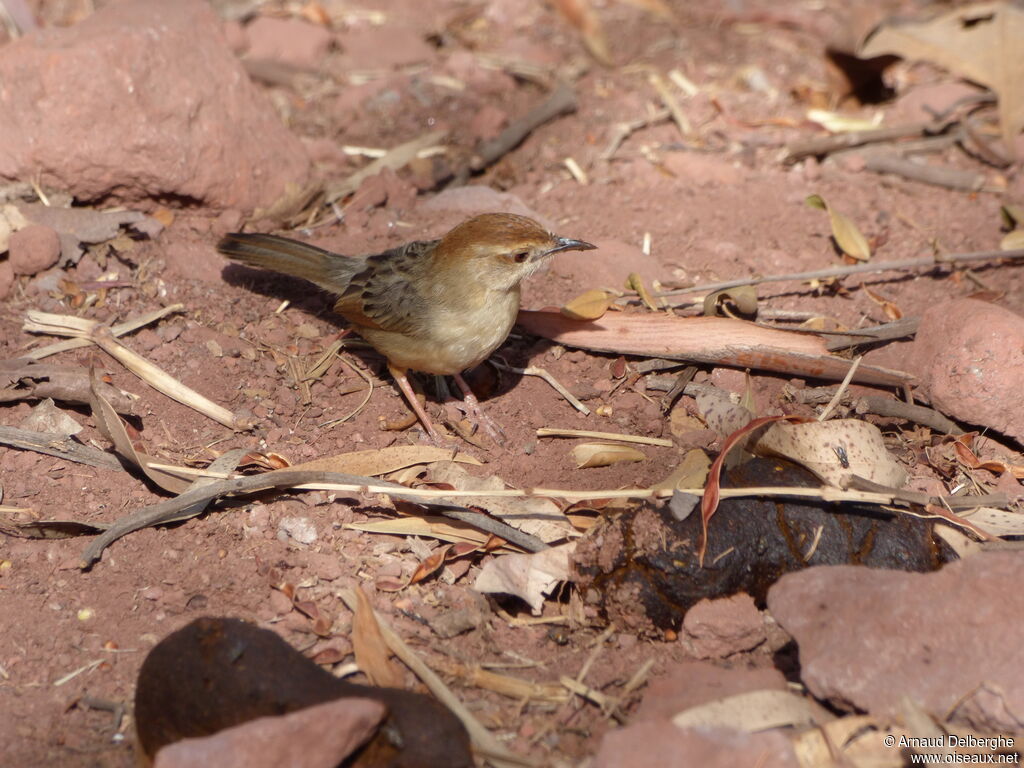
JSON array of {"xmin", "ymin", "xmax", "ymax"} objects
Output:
[{"xmin": 655, "ymin": 248, "xmax": 1024, "ymax": 299}]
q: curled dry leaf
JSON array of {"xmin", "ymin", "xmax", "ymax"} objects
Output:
[
  {"xmin": 702, "ymin": 286, "xmax": 759, "ymax": 318},
  {"xmin": 806, "ymin": 194, "xmax": 872, "ymax": 261},
  {"xmin": 571, "ymin": 442, "xmax": 646, "ymax": 469},
  {"xmin": 752, "ymin": 418, "xmax": 908, "ymax": 488},
  {"xmin": 957, "ymin": 507, "xmax": 1024, "ymax": 537},
  {"xmin": 1001, "ymin": 204, "xmax": 1024, "ymax": 229},
  {"xmin": 652, "ymin": 448, "xmax": 711, "ymax": 492},
  {"xmin": 561, "ymin": 289, "xmax": 616, "ymax": 321},
  {"xmin": 473, "ymin": 542, "xmax": 575, "ymax": 614}
]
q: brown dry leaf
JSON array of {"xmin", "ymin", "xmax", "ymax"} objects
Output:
[
  {"xmin": 89, "ymin": 372, "xmax": 191, "ymax": 494},
  {"xmin": 1001, "ymin": 203, "xmax": 1024, "ymax": 228},
  {"xmin": 410, "ymin": 544, "xmax": 453, "ymax": 585},
  {"xmin": 560, "ymin": 289, "xmax": 616, "ymax": 321},
  {"xmin": 552, "ymin": 0, "xmax": 611, "ymax": 65},
  {"xmin": 423, "ymin": 462, "xmax": 576, "ymax": 543},
  {"xmin": 792, "ymin": 715, "xmax": 896, "ymax": 768},
  {"xmin": 752, "ymin": 418, "xmax": 908, "ymax": 487},
  {"xmin": 671, "ymin": 689, "xmax": 820, "ymax": 732},
  {"xmin": 290, "ymin": 445, "xmax": 481, "ymax": 477},
  {"xmin": 625, "ymin": 273, "xmax": 658, "ymax": 312},
  {"xmin": 473, "ymin": 542, "xmax": 575, "ymax": 613},
  {"xmin": 1000, "ymin": 230, "xmax": 1024, "ymax": 251},
  {"xmin": 571, "ymin": 442, "xmax": 646, "ymax": 468},
  {"xmin": 351, "ymin": 587, "xmax": 404, "ymax": 688},
  {"xmin": 860, "ymin": 2, "xmax": 1024, "ymax": 154},
  {"xmin": 806, "ymin": 194, "xmax": 872, "ymax": 261}
]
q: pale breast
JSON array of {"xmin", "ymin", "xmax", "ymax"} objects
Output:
[{"xmin": 359, "ymin": 288, "xmax": 519, "ymax": 374}]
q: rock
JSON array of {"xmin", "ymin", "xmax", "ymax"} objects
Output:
[
  {"xmin": 550, "ymin": 239, "xmax": 657, "ymax": 291},
  {"xmin": 593, "ymin": 720, "xmax": 799, "ymax": 768},
  {"xmin": 153, "ymin": 697, "xmax": 385, "ymax": 768},
  {"xmin": 0, "ymin": 259, "xmax": 14, "ymax": 299},
  {"xmin": 904, "ymin": 299, "xmax": 1024, "ymax": 442},
  {"xmin": 278, "ymin": 517, "xmax": 317, "ymax": 545},
  {"xmin": 680, "ymin": 593, "xmax": 767, "ymax": 659},
  {"xmin": 244, "ymin": 17, "xmax": 332, "ymax": 71},
  {"xmin": 0, "ymin": 0, "xmax": 313, "ymax": 211},
  {"xmin": 634, "ymin": 661, "xmax": 788, "ymax": 721},
  {"xmin": 767, "ymin": 552, "xmax": 1024, "ymax": 732},
  {"xmin": 8, "ymin": 224, "xmax": 60, "ymax": 275},
  {"xmin": 336, "ymin": 23, "xmax": 434, "ymax": 70},
  {"xmin": 420, "ymin": 186, "xmax": 547, "ymax": 224}
]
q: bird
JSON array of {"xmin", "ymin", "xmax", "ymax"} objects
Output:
[{"xmin": 217, "ymin": 213, "xmax": 595, "ymax": 444}]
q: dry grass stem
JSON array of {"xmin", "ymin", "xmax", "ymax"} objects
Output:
[
  {"xmin": 648, "ymin": 70, "xmax": 692, "ymax": 138},
  {"xmin": 818, "ymin": 355, "xmax": 861, "ymax": 421},
  {"xmin": 492, "ymin": 361, "xmax": 590, "ymax": 415},
  {"xmin": 25, "ymin": 304, "xmax": 185, "ymax": 361}
]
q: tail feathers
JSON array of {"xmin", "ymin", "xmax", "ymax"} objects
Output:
[{"xmin": 217, "ymin": 233, "xmax": 346, "ymax": 289}]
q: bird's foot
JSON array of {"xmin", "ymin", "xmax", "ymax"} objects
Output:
[{"xmin": 453, "ymin": 373, "xmax": 507, "ymax": 445}]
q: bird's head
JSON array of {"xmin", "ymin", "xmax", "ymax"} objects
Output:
[{"xmin": 434, "ymin": 213, "xmax": 595, "ymax": 292}]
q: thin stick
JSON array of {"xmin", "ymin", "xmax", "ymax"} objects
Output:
[
  {"xmin": 656, "ymin": 248, "xmax": 1024, "ymax": 299},
  {"xmin": 492, "ymin": 360, "xmax": 590, "ymax": 415},
  {"xmin": 536, "ymin": 427, "xmax": 672, "ymax": 447},
  {"xmin": 648, "ymin": 71, "xmax": 691, "ymax": 138},
  {"xmin": 326, "ymin": 130, "xmax": 448, "ymax": 203},
  {"xmin": 818, "ymin": 355, "xmax": 861, "ymax": 421},
  {"xmin": 601, "ymin": 107, "xmax": 670, "ymax": 160}
]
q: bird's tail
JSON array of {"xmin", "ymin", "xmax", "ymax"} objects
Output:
[{"xmin": 217, "ymin": 233, "xmax": 354, "ymax": 292}]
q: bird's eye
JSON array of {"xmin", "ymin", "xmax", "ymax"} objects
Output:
[{"xmin": 512, "ymin": 251, "xmax": 530, "ymax": 263}]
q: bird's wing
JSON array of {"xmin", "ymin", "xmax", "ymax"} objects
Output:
[{"xmin": 333, "ymin": 239, "xmax": 438, "ymax": 333}]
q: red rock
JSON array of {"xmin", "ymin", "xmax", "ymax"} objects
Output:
[
  {"xmin": 904, "ymin": 298, "xmax": 1024, "ymax": 442},
  {"xmin": 0, "ymin": 258, "xmax": 15, "ymax": 299},
  {"xmin": 336, "ymin": 24, "xmax": 434, "ymax": 70},
  {"xmin": 0, "ymin": 0, "xmax": 313, "ymax": 211},
  {"xmin": 635, "ymin": 661, "xmax": 788, "ymax": 721},
  {"xmin": 469, "ymin": 104, "xmax": 509, "ymax": 142},
  {"xmin": 767, "ymin": 552, "xmax": 1024, "ymax": 732},
  {"xmin": 593, "ymin": 720, "xmax": 799, "ymax": 768},
  {"xmin": 8, "ymin": 224, "xmax": 60, "ymax": 275},
  {"xmin": 681, "ymin": 593, "xmax": 767, "ymax": 659},
  {"xmin": 153, "ymin": 697, "xmax": 385, "ymax": 768},
  {"xmin": 244, "ymin": 17, "xmax": 332, "ymax": 71}
]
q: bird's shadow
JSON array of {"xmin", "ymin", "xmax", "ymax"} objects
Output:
[{"xmin": 222, "ymin": 263, "xmax": 526, "ymax": 402}]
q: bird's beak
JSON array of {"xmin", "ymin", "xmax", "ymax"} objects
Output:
[{"xmin": 546, "ymin": 237, "xmax": 597, "ymax": 256}]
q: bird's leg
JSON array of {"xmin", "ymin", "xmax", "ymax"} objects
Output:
[
  {"xmin": 453, "ymin": 372, "xmax": 506, "ymax": 443},
  {"xmin": 388, "ymin": 364, "xmax": 444, "ymax": 445}
]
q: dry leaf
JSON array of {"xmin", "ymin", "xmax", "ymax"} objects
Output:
[
  {"xmin": 290, "ymin": 445, "xmax": 481, "ymax": 477},
  {"xmin": 652, "ymin": 449, "xmax": 711, "ymax": 491},
  {"xmin": 702, "ymin": 285, "xmax": 759, "ymax": 317},
  {"xmin": 860, "ymin": 2, "xmax": 1024, "ymax": 154},
  {"xmin": 752, "ymin": 418, "xmax": 908, "ymax": 487},
  {"xmin": 957, "ymin": 507, "xmax": 1024, "ymax": 536},
  {"xmin": 625, "ymin": 273, "xmax": 658, "ymax": 312},
  {"xmin": 806, "ymin": 194, "xmax": 872, "ymax": 261},
  {"xmin": 561, "ymin": 289, "xmax": 615, "ymax": 321},
  {"xmin": 1000, "ymin": 230, "xmax": 1024, "ymax": 251},
  {"xmin": 694, "ymin": 386, "xmax": 754, "ymax": 440},
  {"xmin": 473, "ymin": 543, "xmax": 575, "ymax": 613},
  {"xmin": 351, "ymin": 587, "xmax": 404, "ymax": 688},
  {"xmin": 89, "ymin": 373, "xmax": 192, "ymax": 494},
  {"xmin": 1001, "ymin": 204, "xmax": 1024, "ymax": 229},
  {"xmin": 571, "ymin": 442, "xmax": 646, "ymax": 468},
  {"xmin": 671, "ymin": 689, "xmax": 820, "ymax": 732},
  {"xmin": 346, "ymin": 516, "xmax": 498, "ymax": 548}
]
